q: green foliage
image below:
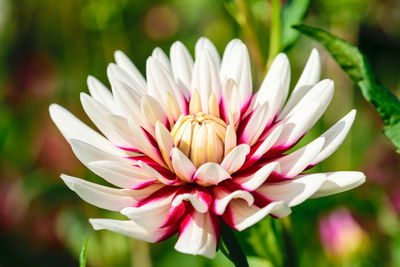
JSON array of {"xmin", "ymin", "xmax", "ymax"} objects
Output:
[
  {"xmin": 293, "ymin": 24, "xmax": 400, "ymax": 152},
  {"xmin": 80, "ymin": 238, "xmax": 89, "ymax": 267},
  {"xmin": 281, "ymin": 0, "xmax": 311, "ymax": 51}
]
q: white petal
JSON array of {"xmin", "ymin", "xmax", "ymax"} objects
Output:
[
  {"xmin": 174, "ymin": 211, "xmax": 218, "ymax": 259},
  {"xmin": 310, "ymin": 110, "xmax": 356, "ymax": 166},
  {"xmin": 221, "ymin": 79, "xmax": 241, "ymax": 125},
  {"xmin": 121, "ymin": 196, "xmax": 175, "ymax": 227},
  {"xmin": 110, "ymin": 79, "xmax": 143, "ymax": 122},
  {"xmin": 240, "ymin": 101, "xmax": 271, "ymax": 145},
  {"xmin": 213, "ymin": 187, "xmax": 254, "ymax": 215},
  {"xmin": 275, "ymin": 137, "xmax": 325, "ymax": 178},
  {"xmin": 170, "ymin": 41, "xmax": 194, "ymax": 98},
  {"xmin": 234, "ymin": 162, "xmax": 281, "ymax": 191},
  {"xmin": 141, "ymin": 95, "xmax": 168, "ymax": 127},
  {"xmin": 221, "ymin": 144, "xmax": 250, "ymax": 174},
  {"xmin": 220, "ymin": 40, "xmax": 252, "ymax": 108},
  {"xmin": 80, "ymin": 93, "xmax": 131, "ymax": 147},
  {"xmin": 60, "ymin": 174, "xmax": 139, "ymax": 211},
  {"xmin": 128, "ymin": 117, "xmax": 166, "ymax": 167},
  {"xmin": 247, "ymin": 124, "xmax": 283, "ymax": 164},
  {"xmin": 170, "ymin": 148, "xmax": 196, "ymax": 182},
  {"xmin": 155, "ymin": 121, "xmax": 174, "ymax": 169},
  {"xmin": 87, "ymin": 160, "xmax": 155, "ymax": 189},
  {"xmin": 274, "ymin": 79, "xmax": 334, "ymax": 148},
  {"xmin": 68, "ymin": 139, "xmax": 134, "ymax": 165},
  {"xmin": 138, "ymin": 161, "xmax": 180, "ymax": 186},
  {"xmin": 279, "ymin": 49, "xmax": 321, "ymax": 119},
  {"xmin": 108, "ymin": 63, "xmax": 146, "ymax": 95},
  {"xmin": 172, "ymin": 192, "xmax": 210, "ymax": 213},
  {"xmin": 194, "ymin": 163, "xmax": 231, "ymax": 186},
  {"xmin": 114, "ymin": 50, "xmax": 147, "ymax": 89},
  {"xmin": 254, "ymin": 53, "xmax": 290, "ymax": 113},
  {"xmin": 311, "ymin": 171, "xmax": 366, "ymax": 198},
  {"xmin": 146, "ymin": 57, "xmax": 186, "ymax": 115},
  {"xmin": 256, "ymin": 173, "xmax": 327, "ymax": 207},
  {"xmin": 89, "ymin": 218, "xmax": 167, "ymax": 243},
  {"xmin": 152, "ymin": 47, "xmax": 172, "ymax": 73},
  {"xmin": 49, "ymin": 104, "xmax": 126, "ymax": 157},
  {"xmin": 191, "ymin": 49, "xmax": 222, "ymax": 112},
  {"xmin": 87, "ymin": 76, "xmax": 116, "ymax": 113},
  {"xmin": 195, "ymin": 37, "xmax": 220, "ymax": 67},
  {"xmin": 225, "ymin": 200, "xmax": 291, "ymax": 231}
]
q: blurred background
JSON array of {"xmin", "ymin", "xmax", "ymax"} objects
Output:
[{"xmin": 0, "ymin": 0, "xmax": 399, "ymax": 266}]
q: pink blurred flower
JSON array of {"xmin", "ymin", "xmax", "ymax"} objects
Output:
[
  {"xmin": 319, "ymin": 208, "xmax": 366, "ymax": 259},
  {"xmin": 50, "ymin": 38, "xmax": 365, "ymax": 258}
]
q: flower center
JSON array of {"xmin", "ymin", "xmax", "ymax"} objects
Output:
[{"xmin": 171, "ymin": 112, "xmax": 227, "ymax": 168}]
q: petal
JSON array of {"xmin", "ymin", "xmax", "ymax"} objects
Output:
[
  {"xmin": 170, "ymin": 41, "xmax": 194, "ymax": 98},
  {"xmin": 114, "ymin": 50, "xmax": 147, "ymax": 90},
  {"xmin": 220, "ymin": 40, "xmax": 252, "ymax": 108},
  {"xmin": 80, "ymin": 93, "xmax": 132, "ymax": 147},
  {"xmin": 87, "ymin": 76, "xmax": 116, "ymax": 113},
  {"xmin": 49, "ymin": 104, "xmax": 126, "ymax": 157},
  {"xmin": 172, "ymin": 190, "xmax": 211, "ymax": 213},
  {"xmin": 221, "ymin": 144, "xmax": 250, "ymax": 174},
  {"xmin": 310, "ymin": 171, "xmax": 366, "ymax": 198},
  {"xmin": 240, "ymin": 101, "xmax": 271, "ymax": 145},
  {"xmin": 155, "ymin": 121, "xmax": 174, "ymax": 169},
  {"xmin": 279, "ymin": 49, "xmax": 321, "ymax": 119},
  {"xmin": 213, "ymin": 187, "xmax": 254, "ymax": 215},
  {"xmin": 310, "ymin": 110, "xmax": 356, "ymax": 166},
  {"xmin": 191, "ymin": 49, "xmax": 222, "ymax": 112},
  {"xmin": 107, "ymin": 63, "xmax": 146, "ymax": 95},
  {"xmin": 256, "ymin": 173, "xmax": 327, "ymax": 207},
  {"xmin": 141, "ymin": 95, "xmax": 168, "ymax": 128},
  {"xmin": 68, "ymin": 139, "xmax": 134, "ymax": 165},
  {"xmin": 87, "ymin": 160, "xmax": 156, "ymax": 189},
  {"xmin": 194, "ymin": 163, "xmax": 231, "ymax": 186},
  {"xmin": 146, "ymin": 57, "xmax": 186, "ymax": 117},
  {"xmin": 253, "ymin": 53, "xmax": 290, "ymax": 114},
  {"xmin": 170, "ymin": 148, "xmax": 196, "ymax": 182},
  {"xmin": 224, "ymin": 200, "xmax": 291, "ymax": 231},
  {"xmin": 60, "ymin": 174, "xmax": 140, "ymax": 211},
  {"xmin": 234, "ymin": 162, "xmax": 281, "ymax": 191},
  {"xmin": 174, "ymin": 211, "xmax": 219, "ymax": 259},
  {"xmin": 138, "ymin": 161, "xmax": 182, "ymax": 186},
  {"xmin": 110, "ymin": 79, "xmax": 143, "ymax": 122},
  {"xmin": 195, "ymin": 37, "xmax": 220, "ymax": 67},
  {"xmin": 152, "ymin": 47, "xmax": 172, "ymax": 73},
  {"xmin": 89, "ymin": 218, "xmax": 169, "ymax": 243},
  {"xmin": 274, "ymin": 137, "xmax": 325, "ymax": 178},
  {"xmin": 274, "ymin": 79, "xmax": 334, "ymax": 148}
]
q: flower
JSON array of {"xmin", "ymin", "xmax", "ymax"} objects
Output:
[
  {"xmin": 319, "ymin": 208, "xmax": 366, "ymax": 259},
  {"xmin": 49, "ymin": 37, "xmax": 365, "ymax": 258}
]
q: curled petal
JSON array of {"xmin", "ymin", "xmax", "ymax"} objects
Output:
[
  {"xmin": 194, "ymin": 163, "xmax": 231, "ymax": 186},
  {"xmin": 213, "ymin": 187, "xmax": 254, "ymax": 215},
  {"xmin": 87, "ymin": 76, "xmax": 115, "ymax": 113},
  {"xmin": 170, "ymin": 41, "xmax": 194, "ymax": 98},
  {"xmin": 114, "ymin": 50, "xmax": 147, "ymax": 89},
  {"xmin": 108, "ymin": 63, "xmax": 145, "ymax": 95},
  {"xmin": 172, "ymin": 190, "xmax": 211, "ymax": 213},
  {"xmin": 224, "ymin": 200, "xmax": 291, "ymax": 231},
  {"xmin": 174, "ymin": 211, "xmax": 219, "ymax": 259},
  {"xmin": 195, "ymin": 37, "xmax": 220, "ymax": 67}
]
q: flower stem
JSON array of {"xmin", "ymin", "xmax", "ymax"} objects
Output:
[
  {"xmin": 281, "ymin": 216, "xmax": 299, "ymax": 267},
  {"xmin": 267, "ymin": 0, "xmax": 281, "ymax": 68},
  {"xmin": 220, "ymin": 222, "xmax": 249, "ymax": 267}
]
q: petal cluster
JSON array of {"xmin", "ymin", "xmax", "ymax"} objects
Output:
[{"xmin": 50, "ymin": 37, "xmax": 365, "ymax": 258}]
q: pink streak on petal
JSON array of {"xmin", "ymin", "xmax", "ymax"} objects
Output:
[
  {"xmin": 136, "ymin": 186, "xmax": 178, "ymax": 207},
  {"xmin": 131, "ymin": 180, "xmax": 157, "ymax": 190}
]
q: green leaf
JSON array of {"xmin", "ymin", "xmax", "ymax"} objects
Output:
[
  {"xmin": 281, "ymin": 0, "xmax": 311, "ymax": 51},
  {"xmin": 293, "ymin": 24, "xmax": 400, "ymax": 153},
  {"xmin": 79, "ymin": 237, "xmax": 89, "ymax": 267}
]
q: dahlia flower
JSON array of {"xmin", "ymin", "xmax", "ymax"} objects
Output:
[{"xmin": 50, "ymin": 37, "xmax": 365, "ymax": 258}]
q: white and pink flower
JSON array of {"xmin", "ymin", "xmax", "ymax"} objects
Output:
[{"xmin": 50, "ymin": 37, "xmax": 365, "ymax": 258}]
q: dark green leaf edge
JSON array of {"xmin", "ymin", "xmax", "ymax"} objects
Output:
[{"xmin": 293, "ymin": 24, "xmax": 400, "ymax": 153}]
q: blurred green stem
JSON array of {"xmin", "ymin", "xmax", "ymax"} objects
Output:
[
  {"xmin": 281, "ymin": 216, "xmax": 298, "ymax": 267},
  {"xmin": 221, "ymin": 221, "xmax": 249, "ymax": 267},
  {"xmin": 267, "ymin": 0, "xmax": 281, "ymax": 67},
  {"xmin": 234, "ymin": 0, "xmax": 265, "ymax": 79},
  {"xmin": 132, "ymin": 240, "xmax": 152, "ymax": 267}
]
